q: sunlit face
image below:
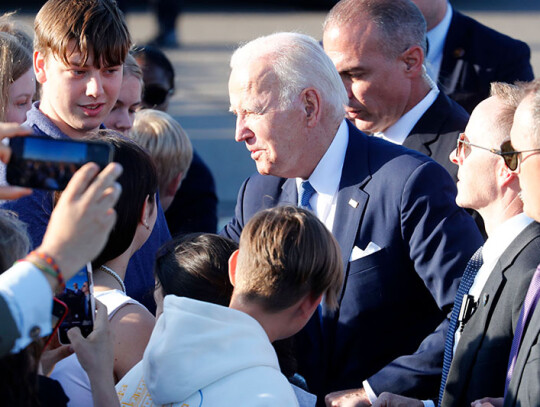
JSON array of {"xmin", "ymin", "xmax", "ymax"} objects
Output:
[
  {"xmin": 449, "ymin": 97, "xmax": 502, "ymax": 211},
  {"xmin": 511, "ymin": 95, "xmax": 540, "ymax": 222},
  {"xmin": 6, "ymin": 68, "xmax": 36, "ymax": 124},
  {"xmin": 324, "ymin": 22, "xmax": 411, "ymax": 133},
  {"xmin": 229, "ymin": 62, "xmax": 309, "ymax": 178},
  {"xmin": 104, "ymin": 75, "xmax": 142, "ymax": 135},
  {"xmin": 35, "ymin": 41, "xmax": 123, "ymax": 139}
]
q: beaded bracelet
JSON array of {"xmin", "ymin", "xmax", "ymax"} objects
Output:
[{"xmin": 17, "ymin": 251, "xmax": 65, "ymax": 293}]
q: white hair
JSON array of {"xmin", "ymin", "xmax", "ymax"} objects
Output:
[{"xmin": 230, "ymin": 32, "xmax": 347, "ymax": 125}]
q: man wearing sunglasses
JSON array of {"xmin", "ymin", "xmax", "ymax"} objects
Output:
[
  {"xmin": 477, "ymin": 79, "xmax": 540, "ymax": 407},
  {"xmin": 371, "ymin": 82, "xmax": 540, "ymax": 407}
]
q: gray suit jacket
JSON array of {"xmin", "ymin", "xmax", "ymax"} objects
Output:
[
  {"xmin": 504, "ymin": 274, "xmax": 540, "ymax": 406},
  {"xmin": 441, "ymin": 221, "xmax": 540, "ymax": 406}
]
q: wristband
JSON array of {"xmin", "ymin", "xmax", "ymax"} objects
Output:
[{"xmin": 17, "ymin": 250, "xmax": 65, "ymax": 293}]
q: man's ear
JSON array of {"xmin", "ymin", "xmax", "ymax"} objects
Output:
[
  {"xmin": 499, "ymin": 160, "xmax": 518, "ymax": 188},
  {"xmin": 228, "ymin": 249, "xmax": 239, "ymax": 286},
  {"xmin": 298, "ymin": 293, "xmax": 322, "ymax": 321},
  {"xmin": 301, "ymin": 88, "xmax": 322, "ymax": 128},
  {"xmin": 400, "ymin": 45, "xmax": 424, "ymax": 78},
  {"xmin": 34, "ymin": 51, "xmax": 48, "ymax": 84}
]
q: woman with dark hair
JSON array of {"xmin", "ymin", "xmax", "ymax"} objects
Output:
[{"xmin": 50, "ymin": 130, "xmax": 157, "ymax": 407}]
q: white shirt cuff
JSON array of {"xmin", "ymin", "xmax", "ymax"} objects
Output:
[
  {"xmin": 422, "ymin": 400, "xmax": 436, "ymax": 407},
  {"xmin": 362, "ymin": 380, "xmax": 378, "ymax": 403},
  {"xmin": 0, "ymin": 262, "xmax": 53, "ymax": 353}
]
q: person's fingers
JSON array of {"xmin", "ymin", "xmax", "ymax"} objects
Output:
[
  {"xmin": 0, "ymin": 186, "xmax": 33, "ymax": 200},
  {"xmin": 60, "ymin": 162, "xmax": 101, "ymax": 201},
  {"xmin": 67, "ymin": 326, "xmax": 83, "ymax": 348},
  {"xmin": 0, "ymin": 123, "xmax": 32, "ymax": 139},
  {"xmin": 83, "ymin": 162, "xmax": 123, "ymax": 199}
]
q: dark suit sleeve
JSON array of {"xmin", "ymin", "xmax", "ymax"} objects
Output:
[
  {"xmin": 220, "ymin": 178, "xmax": 250, "ymax": 243},
  {"xmin": 0, "ymin": 294, "xmax": 20, "ymax": 357},
  {"xmin": 367, "ymin": 160, "xmax": 484, "ymax": 398}
]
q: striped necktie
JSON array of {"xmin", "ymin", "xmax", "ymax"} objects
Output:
[{"xmin": 438, "ymin": 246, "xmax": 483, "ymax": 406}]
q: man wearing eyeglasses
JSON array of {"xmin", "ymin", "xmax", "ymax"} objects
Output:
[
  {"xmin": 368, "ymin": 82, "xmax": 540, "ymax": 407},
  {"xmin": 472, "ymin": 79, "xmax": 540, "ymax": 407}
]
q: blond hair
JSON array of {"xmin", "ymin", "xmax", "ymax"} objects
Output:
[
  {"xmin": 129, "ymin": 109, "xmax": 193, "ymax": 197},
  {"xmin": 236, "ymin": 206, "xmax": 343, "ymax": 311},
  {"xmin": 34, "ymin": 0, "xmax": 131, "ymax": 68}
]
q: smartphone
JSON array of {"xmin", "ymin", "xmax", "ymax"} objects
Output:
[
  {"xmin": 6, "ymin": 135, "xmax": 113, "ymax": 190},
  {"xmin": 56, "ymin": 264, "xmax": 95, "ymax": 345},
  {"xmin": 42, "ymin": 297, "xmax": 69, "ymax": 350}
]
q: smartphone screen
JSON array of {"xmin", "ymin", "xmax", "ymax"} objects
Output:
[
  {"xmin": 56, "ymin": 264, "xmax": 95, "ymax": 344},
  {"xmin": 6, "ymin": 136, "xmax": 113, "ymax": 190}
]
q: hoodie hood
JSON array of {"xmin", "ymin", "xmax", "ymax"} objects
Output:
[{"xmin": 143, "ymin": 296, "xmax": 281, "ymax": 405}]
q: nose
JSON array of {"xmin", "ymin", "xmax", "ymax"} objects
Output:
[
  {"xmin": 114, "ymin": 110, "xmax": 132, "ymax": 133},
  {"xmin": 234, "ymin": 115, "xmax": 253, "ymax": 143},
  {"xmin": 341, "ymin": 77, "xmax": 354, "ymax": 100},
  {"xmin": 86, "ymin": 74, "xmax": 104, "ymax": 98}
]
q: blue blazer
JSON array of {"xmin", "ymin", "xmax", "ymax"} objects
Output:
[{"xmin": 222, "ymin": 121, "xmax": 484, "ymax": 402}]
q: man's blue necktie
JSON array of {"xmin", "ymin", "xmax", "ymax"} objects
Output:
[
  {"xmin": 438, "ymin": 246, "xmax": 483, "ymax": 406},
  {"xmin": 298, "ymin": 180, "xmax": 316, "ymax": 211}
]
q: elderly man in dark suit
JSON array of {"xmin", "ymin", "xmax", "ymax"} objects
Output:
[
  {"xmin": 411, "ymin": 0, "xmax": 534, "ymax": 114},
  {"xmin": 221, "ymin": 31, "xmax": 483, "ymax": 406},
  {"xmin": 370, "ymin": 82, "xmax": 540, "ymax": 407},
  {"xmin": 322, "ymin": 0, "xmax": 469, "ymax": 183}
]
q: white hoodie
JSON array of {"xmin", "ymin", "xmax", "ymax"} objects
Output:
[{"xmin": 116, "ymin": 295, "xmax": 299, "ymax": 406}]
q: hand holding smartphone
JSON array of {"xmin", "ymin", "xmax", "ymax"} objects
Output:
[{"xmin": 6, "ymin": 135, "xmax": 113, "ymax": 190}]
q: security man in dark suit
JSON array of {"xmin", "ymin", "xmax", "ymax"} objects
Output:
[
  {"xmin": 411, "ymin": 0, "xmax": 534, "ymax": 114},
  {"xmin": 371, "ymin": 83, "xmax": 540, "ymax": 407},
  {"xmin": 323, "ymin": 0, "xmax": 469, "ymax": 183}
]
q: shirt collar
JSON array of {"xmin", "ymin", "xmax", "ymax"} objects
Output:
[
  {"xmin": 482, "ymin": 213, "xmax": 534, "ymax": 267},
  {"xmin": 296, "ymin": 119, "xmax": 348, "ymax": 197},
  {"xmin": 426, "ymin": 3, "xmax": 453, "ymax": 65},
  {"xmin": 375, "ymin": 87, "xmax": 439, "ymax": 144}
]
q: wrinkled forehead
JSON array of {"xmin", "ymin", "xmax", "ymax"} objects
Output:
[{"xmin": 229, "ymin": 61, "xmax": 281, "ymax": 104}]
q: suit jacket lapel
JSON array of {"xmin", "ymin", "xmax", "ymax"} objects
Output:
[
  {"xmin": 439, "ymin": 11, "xmax": 466, "ymax": 95},
  {"xmin": 447, "ymin": 222, "xmax": 540, "ymax": 400},
  {"xmin": 404, "ymin": 92, "xmax": 449, "ymax": 157},
  {"xmin": 506, "ymin": 302, "xmax": 540, "ymax": 406},
  {"xmin": 332, "ymin": 122, "xmax": 372, "ymax": 285}
]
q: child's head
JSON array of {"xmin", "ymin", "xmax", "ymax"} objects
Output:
[
  {"xmin": 153, "ymin": 233, "xmax": 238, "ymax": 316},
  {"xmin": 129, "ymin": 109, "xmax": 193, "ymax": 210},
  {"xmin": 234, "ymin": 205, "xmax": 343, "ymax": 312},
  {"xmin": 0, "ymin": 32, "xmax": 34, "ymax": 123},
  {"xmin": 89, "ymin": 129, "xmax": 158, "ymax": 269},
  {"xmin": 104, "ymin": 53, "xmax": 143, "ymax": 134},
  {"xmin": 132, "ymin": 45, "xmax": 175, "ymax": 111},
  {"xmin": 33, "ymin": 0, "xmax": 131, "ymax": 138}
]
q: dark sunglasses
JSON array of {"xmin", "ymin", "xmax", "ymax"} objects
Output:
[
  {"xmin": 498, "ymin": 140, "xmax": 540, "ymax": 171},
  {"xmin": 456, "ymin": 133, "xmax": 521, "ymax": 171},
  {"xmin": 142, "ymin": 84, "xmax": 174, "ymax": 107}
]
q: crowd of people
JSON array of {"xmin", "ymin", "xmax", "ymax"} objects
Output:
[{"xmin": 0, "ymin": 0, "xmax": 538, "ymax": 406}]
